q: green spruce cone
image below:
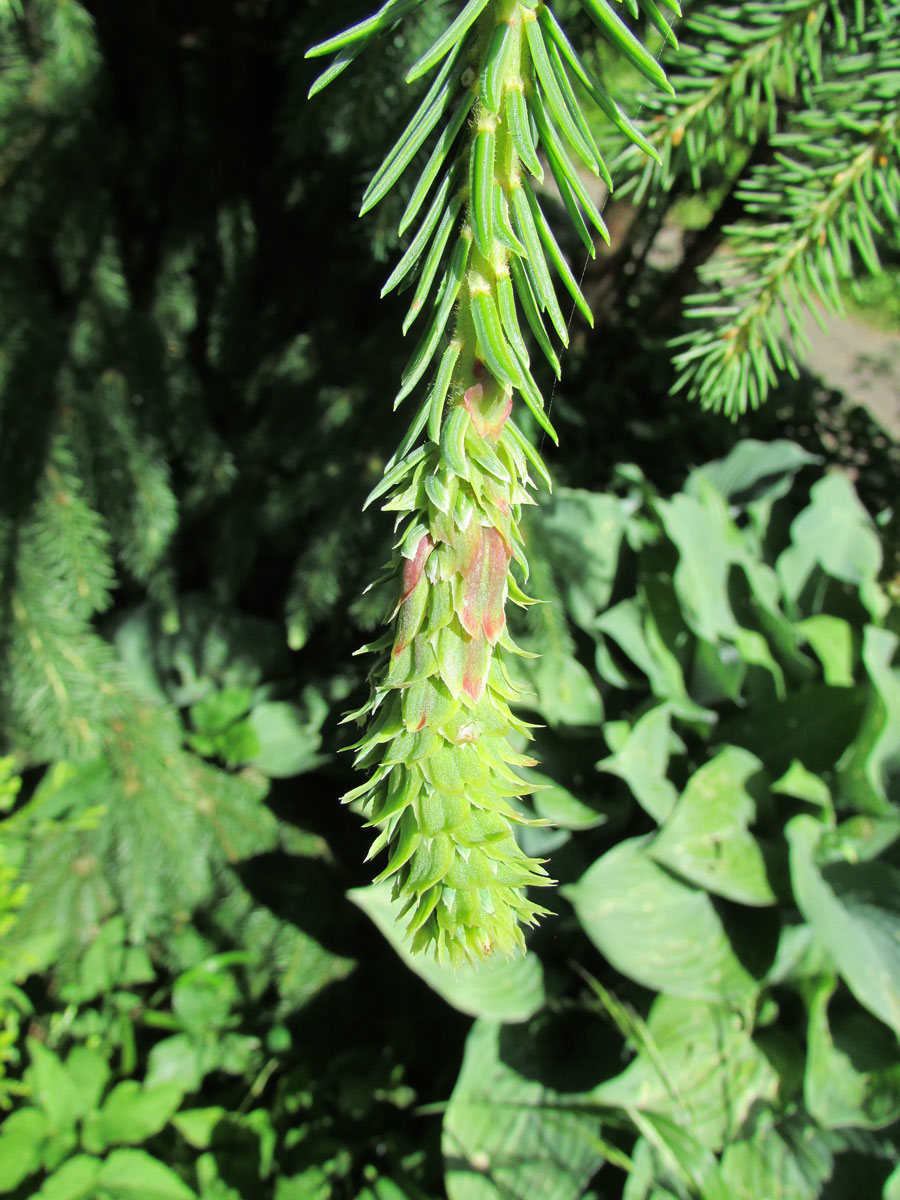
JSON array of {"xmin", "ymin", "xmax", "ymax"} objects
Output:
[{"xmin": 345, "ymin": 359, "xmax": 554, "ymax": 968}]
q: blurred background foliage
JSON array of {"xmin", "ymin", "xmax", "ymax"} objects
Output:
[{"xmin": 0, "ymin": 1, "xmax": 899, "ymax": 1198}]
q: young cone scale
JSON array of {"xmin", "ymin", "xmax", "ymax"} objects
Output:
[{"xmin": 307, "ymin": 0, "xmax": 672, "ymax": 964}]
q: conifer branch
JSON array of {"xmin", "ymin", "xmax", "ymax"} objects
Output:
[
  {"xmin": 623, "ymin": 0, "xmax": 885, "ymax": 199},
  {"xmin": 670, "ymin": 20, "xmax": 900, "ymax": 414},
  {"xmin": 308, "ymin": 0, "xmax": 668, "ymax": 964}
]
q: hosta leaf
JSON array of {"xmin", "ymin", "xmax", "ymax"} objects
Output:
[
  {"xmin": 520, "ymin": 650, "xmax": 604, "ymax": 726},
  {"xmin": 796, "ymin": 614, "xmax": 856, "ymax": 687},
  {"xmin": 33, "ymin": 1155, "xmax": 102, "ymax": 1200},
  {"xmin": 349, "ymin": 883, "xmax": 544, "ymax": 1021},
  {"xmin": 650, "ymin": 747, "xmax": 777, "ymax": 906},
  {"xmin": 81, "ymin": 1082, "xmax": 184, "ymax": 1154},
  {"xmin": 96, "ymin": 1149, "xmax": 197, "ymax": 1200},
  {"xmin": 836, "ymin": 625, "xmax": 900, "ymax": 815},
  {"xmin": 719, "ymin": 1115, "xmax": 836, "ymax": 1200},
  {"xmin": 565, "ymin": 836, "xmax": 758, "ymax": 1001},
  {"xmin": 655, "ymin": 492, "xmax": 736, "ymax": 643},
  {"xmin": 26, "ymin": 1038, "xmax": 86, "ymax": 1128},
  {"xmin": 805, "ymin": 979, "xmax": 900, "ymax": 1130},
  {"xmin": 788, "ymin": 814, "xmax": 900, "ymax": 1037},
  {"xmin": 0, "ymin": 1108, "xmax": 48, "ymax": 1191},
  {"xmin": 594, "ymin": 995, "xmax": 777, "ymax": 1152},
  {"xmin": 443, "ymin": 1020, "xmax": 609, "ymax": 1200},
  {"xmin": 777, "ymin": 472, "xmax": 884, "ymax": 616},
  {"xmin": 693, "ymin": 439, "xmax": 819, "ymax": 506},
  {"xmin": 596, "ymin": 704, "xmax": 677, "ymax": 822}
]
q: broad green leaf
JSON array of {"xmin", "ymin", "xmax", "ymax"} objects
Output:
[
  {"xmin": 655, "ymin": 492, "xmax": 736, "ymax": 643},
  {"xmin": 719, "ymin": 1114, "xmax": 835, "ymax": 1200},
  {"xmin": 692, "ymin": 439, "xmax": 819, "ymax": 505},
  {"xmin": 777, "ymin": 472, "xmax": 883, "ymax": 613},
  {"xmin": 33, "ymin": 1154, "xmax": 101, "ymax": 1200},
  {"xmin": 0, "ymin": 1107, "xmax": 47, "ymax": 1190},
  {"xmin": 720, "ymin": 683, "xmax": 867, "ymax": 779},
  {"xmin": 629, "ymin": 1112, "xmax": 731, "ymax": 1200},
  {"xmin": 145, "ymin": 1034, "xmax": 207, "ymax": 1093},
  {"xmin": 651, "ymin": 747, "xmax": 777, "ymax": 906},
  {"xmin": 81, "ymin": 1081, "xmax": 184, "ymax": 1154},
  {"xmin": 520, "ymin": 650, "xmax": 603, "ymax": 727},
  {"xmin": 530, "ymin": 769, "xmax": 607, "ymax": 830},
  {"xmin": 27, "ymin": 1038, "xmax": 85, "ymax": 1129},
  {"xmin": 246, "ymin": 701, "xmax": 323, "ymax": 777},
  {"xmin": 565, "ymin": 837, "xmax": 758, "ymax": 1001},
  {"xmin": 595, "ymin": 600, "xmax": 695, "ymax": 711},
  {"xmin": 796, "ymin": 614, "xmax": 856, "ymax": 687},
  {"xmin": 805, "ymin": 980, "xmax": 900, "ymax": 1129},
  {"xmin": 836, "ymin": 626, "xmax": 900, "ymax": 815},
  {"xmin": 171, "ymin": 1107, "xmax": 226, "ymax": 1149},
  {"xmin": 788, "ymin": 815, "xmax": 900, "ymax": 1036},
  {"xmin": 596, "ymin": 705, "xmax": 677, "ymax": 822},
  {"xmin": 96, "ymin": 1148, "xmax": 197, "ymax": 1200},
  {"xmin": 443, "ymin": 1020, "xmax": 609, "ymax": 1200},
  {"xmin": 531, "ymin": 490, "xmax": 624, "ymax": 627},
  {"xmin": 771, "ymin": 760, "xmax": 832, "ymax": 810},
  {"xmin": 190, "ymin": 685, "xmax": 253, "ymax": 737},
  {"xmin": 593, "ymin": 995, "xmax": 778, "ymax": 1151},
  {"xmin": 64, "ymin": 1046, "xmax": 111, "ymax": 1115},
  {"xmin": 349, "ymin": 882, "xmax": 544, "ymax": 1021}
]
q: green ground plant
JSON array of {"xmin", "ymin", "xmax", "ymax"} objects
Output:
[{"xmin": 0, "ymin": 1, "xmax": 898, "ymax": 1198}]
